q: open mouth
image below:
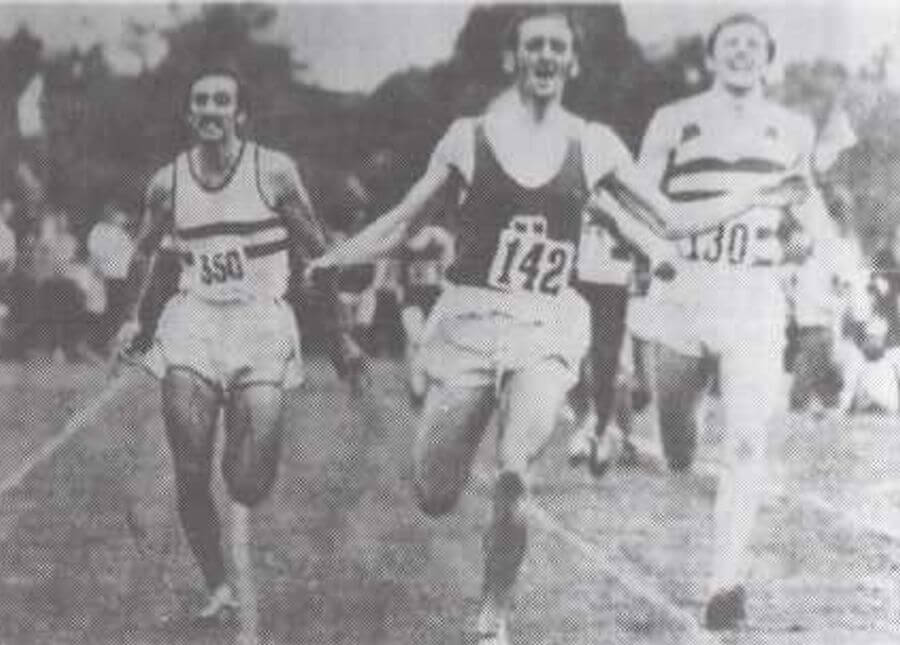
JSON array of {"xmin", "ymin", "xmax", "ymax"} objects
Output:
[
  {"xmin": 534, "ymin": 66, "xmax": 558, "ymax": 83},
  {"xmin": 727, "ymin": 58, "xmax": 755, "ymax": 73}
]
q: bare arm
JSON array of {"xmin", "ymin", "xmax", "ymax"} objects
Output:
[
  {"xmin": 613, "ymin": 108, "xmax": 801, "ymax": 240},
  {"xmin": 263, "ymin": 151, "xmax": 365, "ymax": 378},
  {"xmin": 266, "ymin": 154, "xmax": 331, "ymax": 258},
  {"xmin": 309, "ymin": 163, "xmax": 453, "ymax": 271},
  {"xmin": 605, "ymin": 160, "xmax": 797, "ymax": 240},
  {"xmin": 120, "ymin": 167, "xmax": 173, "ymax": 326}
]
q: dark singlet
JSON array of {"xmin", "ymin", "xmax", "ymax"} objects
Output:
[{"xmin": 446, "ymin": 123, "xmax": 589, "ymax": 298}]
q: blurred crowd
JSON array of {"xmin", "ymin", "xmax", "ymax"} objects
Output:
[
  {"xmin": 0, "ymin": 194, "xmax": 135, "ymax": 363},
  {"xmin": 782, "ymin": 186, "xmax": 900, "ymax": 416}
]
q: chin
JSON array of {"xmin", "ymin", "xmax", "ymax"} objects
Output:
[{"xmin": 722, "ymin": 72, "xmax": 759, "ymax": 91}]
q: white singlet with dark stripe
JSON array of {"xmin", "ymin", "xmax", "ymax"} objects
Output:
[
  {"xmin": 644, "ymin": 90, "xmax": 808, "ymax": 311},
  {"xmin": 173, "ymin": 142, "xmax": 290, "ymax": 302}
]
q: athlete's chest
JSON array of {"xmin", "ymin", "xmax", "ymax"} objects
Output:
[
  {"xmin": 485, "ymin": 123, "xmax": 573, "ymax": 188},
  {"xmin": 672, "ymin": 110, "xmax": 798, "ymax": 167},
  {"xmin": 175, "ymin": 156, "xmax": 270, "ymax": 227}
]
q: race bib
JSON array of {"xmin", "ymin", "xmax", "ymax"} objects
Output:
[
  {"xmin": 487, "ymin": 215, "xmax": 574, "ymax": 296},
  {"xmin": 188, "ymin": 237, "xmax": 248, "ymax": 297},
  {"xmin": 681, "ymin": 221, "xmax": 782, "ymax": 267}
]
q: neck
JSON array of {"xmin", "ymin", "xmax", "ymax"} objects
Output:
[
  {"xmin": 195, "ymin": 137, "xmax": 241, "ymax": 174},
  {"xmin": 511, "ymin": 87, "xmax": 563, "ymax": 126}
]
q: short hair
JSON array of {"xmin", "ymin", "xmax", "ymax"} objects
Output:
[
  {"xmin": 502, "ymin": 6, "xmax": 583, "ymax": 56},
  {"xmin": 184, "ymin": 66, "xmax": 250, "ymax": 115},
  {"xmin": 706, "ymin": 13, "xmax": 775, "ymax": 63}
]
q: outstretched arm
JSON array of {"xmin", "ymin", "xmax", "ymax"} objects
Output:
[
  {"xmin": 603, "ymin": 161, "xmax": 802, "ymax": 240},
  {"xmin": 309, "ymin": 164, "xmax": 453, "ymax": 272}
]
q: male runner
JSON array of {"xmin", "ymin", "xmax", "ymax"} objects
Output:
[
  {"xmin": 636, "ymin": 14, "xmax": 835, "ymax": 629},
  {"xmin": 307, "ymin": 9, "xmax": 798, "ymax": 643},
  {"xmin": 398, "ymin": 223, "xmax": 454, "ymax": 407},
  {"xmin": 117, "ymin": 68, "xmax": 362, "ymax": 621}
]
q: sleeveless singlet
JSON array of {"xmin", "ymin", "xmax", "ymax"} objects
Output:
[
  {"xmin": 446, "ymin": 123, "xmax": 588, "ymax": 298},
  {"xmin": 172, "ymin": 142, "xmax": 290, "ymax": 302}
]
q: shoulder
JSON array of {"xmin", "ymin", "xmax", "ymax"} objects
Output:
[
  {"xmin": 440, "ymin": 117, "xmax": 477, "ymax": 148},
  {"xmin": 256, "ymin": 144, "xmax": 301, "ymax": 182},
  {"xmin": 579, "ymin": 118, "xmax": 633, "ymax": 180},
  {"xmin": 429, "ymin": 117, "xmax": 478, "ymax": 179},
  {"xmin": 145, "ymin": 161, "xmax": 176, "ymax": 207},
  {"xmin": 580, "ymin": 119, "xmax": 628, "ymax": 151},
  {"xmin": 256, "ymin": 145, "xmax": 309, "ymax": 207},
  {"xmin": 651, "ymin": 93, "xmax": 709, "ymax": 127},
  {"xmin": 148, "ymin": 161, "xmax": 175, "ymax": 192},
  {"xmin": 769, "ymin": 103, "xmax": 816, "ymax": 148}
]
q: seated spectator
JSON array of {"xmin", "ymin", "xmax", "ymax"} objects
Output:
[{"xmin": 840, "ymin": 316, "xmax": 900, "ymax": 415}]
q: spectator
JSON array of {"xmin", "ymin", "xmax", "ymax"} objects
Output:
[
  {"xmin": 783, "ymin": 229, "xmax": 849, "ymax": 412},
  {"xmin": 87, "ymin": 204, "xmax": 135, "ymax": 352},
  {"xmin": 839, "ymin": 316, "xmax": 900, "ymax": 415},
  {"xmin": 30, "ymin": 209, "xmax": 95, "ymax": 362},
  {"xmin": 870, "ymin": 224, "xmax": 900, "ymax": 350}
]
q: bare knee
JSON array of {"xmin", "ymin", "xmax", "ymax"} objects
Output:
[{"xmin": 412, "ymin": 468, "xmax": 463, "ymax": 517}]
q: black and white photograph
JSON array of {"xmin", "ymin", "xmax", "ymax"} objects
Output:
[{"xmin": 0, "ymin": 1, "xmax": 897, "ymax": 643}]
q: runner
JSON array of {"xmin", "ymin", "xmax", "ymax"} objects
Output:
[
  {"xmin": 116, "ymin": 67, "xmax": 363, "ymax": 622},
  {"xmin": 635, "ymin": 13, "xmax": 837, "ymax": 629}
]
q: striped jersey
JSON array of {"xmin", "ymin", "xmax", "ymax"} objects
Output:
[
  {"xmin": 640, "ymin": 89, "xmax": 815, "ymax": 306},
  {"xmin": 171, "ymin": 142, "xmax": 291, "ymax": 302}
]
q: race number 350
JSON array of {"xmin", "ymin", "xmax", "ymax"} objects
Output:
[
  {"xmin": 199, "ymin": 249, "xmax": 245, "ymax": 285},
  {"xmin": 487, "ymin": 215, "xmax": 573, "ymax": 296}
]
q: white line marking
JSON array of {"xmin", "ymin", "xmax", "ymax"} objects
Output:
[
  {"xmin": 0, "ymin": 374, "xmax": 131, "ymax": 496},
  {"xmin": 523, "ymin": 499, "xmax": 709, "ymax": 639},
  {"xmin": 473, "ymin": 470, "xmax": 712, "ymax": 641}
]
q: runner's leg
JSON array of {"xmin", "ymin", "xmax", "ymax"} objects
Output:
[
  {"xmin": 412, "ymin": 384, "xmax": 495, "ymax": 517},
  {"xmin": 479, "ymin": 359, "xmax": 572, "ymax": 632},
  {"xmin": 653, "ymin": 342, "xmax": 707, "ymax": 471},
  {"xmin": 161, "ymin": 368, "xmax": 225, "ymax": 591}
]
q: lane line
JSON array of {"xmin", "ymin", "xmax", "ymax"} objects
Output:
[
  {"xmin": 471, "ymin": 469, "xmax": 711, "ymax": 642},
  {"xmin": 0, "ymin": 373, "xmax": 132, "ymax": 497},
  {"xmin": 522, "ymin": 498, "xmax": 709, "ymax": 639}
]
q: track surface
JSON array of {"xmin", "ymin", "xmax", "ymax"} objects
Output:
[{"xmin": 0, "ymin": 358, "xmax": 897, "ymax": 644}]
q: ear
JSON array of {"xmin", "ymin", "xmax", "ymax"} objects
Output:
[
  {"xmin": 236, "ymin": 109, "xmax": 248, "ymax": 128},
  {"xmin": 569, "ymin": 59, "xmax": 580, "ymax": 79},
  {"xmin": 502, "ymin": 51, "xmax": 515, "ymax": 75}
]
